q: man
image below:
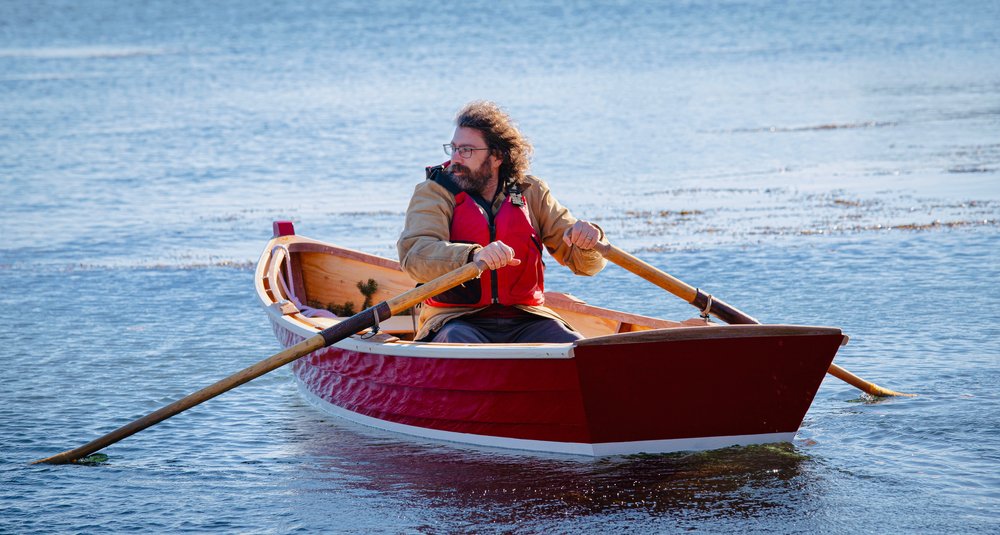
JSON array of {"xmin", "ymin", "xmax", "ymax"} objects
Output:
[{"xmin": 397, "ymin": 101, "xmax": 605, "ymax": 343}]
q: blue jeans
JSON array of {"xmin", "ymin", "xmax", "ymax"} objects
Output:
[{"xmin": 429, "ymin": 314, "xmax": 582, "ymax": 343}]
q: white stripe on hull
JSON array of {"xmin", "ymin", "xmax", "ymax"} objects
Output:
[{"xmin": 295, "ymin": 378, "xmax": 794, "ymax": 457}]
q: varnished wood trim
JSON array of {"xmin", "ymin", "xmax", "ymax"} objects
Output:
[{"xmin": 575, "ymin": 324, "xmax": 843, "ymax": 346}]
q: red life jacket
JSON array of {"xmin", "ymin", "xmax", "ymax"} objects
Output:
[{"xmin": 424, "ymin": 164, "xmax": 545, "ymax": 308}]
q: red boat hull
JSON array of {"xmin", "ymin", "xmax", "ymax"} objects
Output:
[{"xmin": 277, "ymin": 322, "xmax": 842, "ymax": 455}]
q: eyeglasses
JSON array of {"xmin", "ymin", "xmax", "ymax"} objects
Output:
[{"xmin": 443, "ymin": 144, "xmax": 490, "ymax": 158}]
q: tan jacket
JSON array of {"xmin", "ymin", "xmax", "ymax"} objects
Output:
[{"xmin": 397, "ymin": 174, "xmax": 606, "ymax": 340}]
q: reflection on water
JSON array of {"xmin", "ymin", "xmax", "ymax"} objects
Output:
[{"xmin": 296, "ymin": 419, "xmax": 815, "ymax": 526}]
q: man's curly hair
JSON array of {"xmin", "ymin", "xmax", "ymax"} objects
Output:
[{"xmin": 455, "ymin": 101, "xmax": 533, "ymax": 183}]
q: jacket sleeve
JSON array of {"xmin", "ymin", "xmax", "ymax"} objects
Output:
[
  {"xmin": 397, "ymin": 180, "xmax": 482, "ymax": 283},
  {"xmin": 528, "ymin": 177, "xmax": 606, "ymax": 276}
]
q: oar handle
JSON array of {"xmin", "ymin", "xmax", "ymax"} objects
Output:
[
  {"xmin": 33, "ymin": 260, "xmax": 486, "ymax": 465},
  {"xmin": 594, "ymin": 242, "xmax": 758, "ymax": 324}
]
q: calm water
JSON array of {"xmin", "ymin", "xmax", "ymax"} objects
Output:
[{"xmin": 2, "ymin": 0, "xmax": 998, "ymax": 532}]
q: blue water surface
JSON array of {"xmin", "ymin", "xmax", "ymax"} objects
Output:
[{"xmin": 2, "ymin": 1, "xmax": 998, "ymax": 532}]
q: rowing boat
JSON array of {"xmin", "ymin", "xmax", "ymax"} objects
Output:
[{"xmin": 255, "ymin": 221, "xmax": 844, "ymax": 456}]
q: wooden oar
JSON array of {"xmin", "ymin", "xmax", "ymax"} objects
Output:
[
  {"xmin": 593, "ymin": 241, "xmax": 914, "ymax": 397},
  {"xmin": 33, "ymin": 260, "xmax": 487, "ymax": 465}
]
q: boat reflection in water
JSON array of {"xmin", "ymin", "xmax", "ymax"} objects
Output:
[{"xmin": 287, "ymin": 414, "xmax": 815, "ymax": 525}]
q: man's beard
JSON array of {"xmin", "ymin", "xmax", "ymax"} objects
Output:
[{"xmin": 448, "ymin": 160, "xmax": 493, "ymax": 193}]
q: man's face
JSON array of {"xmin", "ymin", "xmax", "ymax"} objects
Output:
[{"xmin": 447, "ymin": 127, "xmax": 500, "ymax": 193}]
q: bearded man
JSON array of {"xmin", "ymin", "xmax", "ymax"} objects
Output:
[{"xmin": 396, "ymin": 101, "xmax": 606, "ymax": 343}]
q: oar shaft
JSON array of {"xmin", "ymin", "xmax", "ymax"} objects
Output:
[
  {"xmin": 386, "ymin": 262, "xmax": 484, "ymax": 313},
  {"xmin": 595, "ymin": 242, "xmax": 697, "ymax": 301},
  {"xmin": 827, "ymin": 362, "xmax": 913, "ymax": 397},
  {"xmin": 594, "ymin": 241, "xmax": 913, "ymax": 397},
  {"xmin": 34, "ymin": 260, "xmax": 485, "ymax": 465},
  {"xmin": 594, "ymin": 242, "xmax": 758, "ymax": 324}
]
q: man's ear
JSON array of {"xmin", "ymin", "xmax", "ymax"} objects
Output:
[{"xmin": 490, "ymin": 150, "xmax": 504, "ymax": 170}]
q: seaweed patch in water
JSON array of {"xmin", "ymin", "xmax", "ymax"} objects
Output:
[
  {"xmin": 623, "ymin": 442, "xmax": 807, "ymax": 462},
  {"xmin": 75, "ymin": 453, "xmax": 110, "ymax": 465},
  {"xmin": 846, "ymin": 393, "xmax": 897, "ymax": 405},
  {"xmin": 947, "ymin": 165, "xmax": 995, "ymax": 174}
]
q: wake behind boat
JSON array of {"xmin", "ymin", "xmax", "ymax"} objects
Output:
[{"xmin": 255, "ymin": 221, "xmax": 845, "ymax": 456}]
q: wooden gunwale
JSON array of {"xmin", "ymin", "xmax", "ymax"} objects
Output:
[{"xmin": 256, "ymin": 234, "xmax": 842, "ymax": 358}]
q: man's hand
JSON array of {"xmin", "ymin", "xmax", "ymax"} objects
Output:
[
  {"xmin": 473, "ymin": 241, "xmax": 522, "ymax": 270},
  {"xmin": 562, "ymin": 220, "xmax": 600, "ymax": 250}
]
